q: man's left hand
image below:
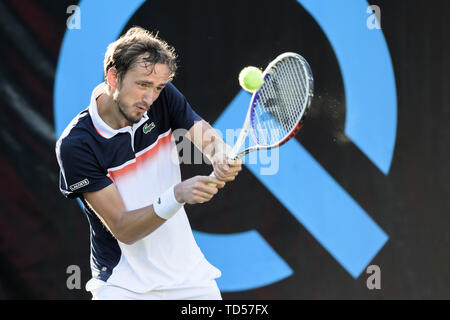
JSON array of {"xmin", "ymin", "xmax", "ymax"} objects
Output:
[{"xmin": 212, "ymin": 155, "xmax": 242, "ymax": 182}]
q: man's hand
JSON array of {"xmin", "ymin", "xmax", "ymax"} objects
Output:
[
  {"xmin": 209, "ymin": 135, "xmax": 242, "ymax": 182},
  {"xmin": 211, "ymin": 155, "xmax": 242, "ymax": 182},
  {"xmin": 174, "ymin": 176, "xmax": 226, "ymax": 204}
]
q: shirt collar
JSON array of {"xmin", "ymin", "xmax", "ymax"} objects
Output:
[{"xmin": 88, "ymin": 83, "xmax": 149, "ymax": 139}]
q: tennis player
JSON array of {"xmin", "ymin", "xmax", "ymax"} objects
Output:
[{"xmin": 55, "ymin": 26, "xmax": 241, "ymax": 300}]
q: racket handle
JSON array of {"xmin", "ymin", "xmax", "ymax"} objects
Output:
[{"xmin": 208, "ymin": 171, "xmax": 217, "ymax": 187}]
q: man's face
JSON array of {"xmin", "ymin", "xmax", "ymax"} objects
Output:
[{"xmin": 113, "ymin": 59, "xmax": 171, "ymax": 125}]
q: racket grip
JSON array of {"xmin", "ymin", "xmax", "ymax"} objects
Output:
[{"xmin": 208, "ymin": 171, "xmax": 217, "ymax": 187}]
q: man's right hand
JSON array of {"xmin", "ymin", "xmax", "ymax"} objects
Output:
[{"xmin": 174, "ymin": 176, "xmax": 225, "ymax": 204}]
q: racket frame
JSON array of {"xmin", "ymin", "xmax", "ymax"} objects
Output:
[{"xmin": 230, "ymin": 52, "xmax": 314, "ymax": 160}]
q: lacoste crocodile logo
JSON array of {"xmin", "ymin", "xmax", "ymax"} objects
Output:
[{"xmin": 143, "ymin": 122, "xmax": 156, "ymax": 134}]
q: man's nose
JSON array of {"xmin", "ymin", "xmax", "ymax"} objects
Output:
[{"xmin": 142, "ymin": 90, "xmax": 154, "ymax": 106}]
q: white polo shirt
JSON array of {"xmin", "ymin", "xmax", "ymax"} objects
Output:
[{"xmin": 55, "ymin": 82, "xmax": 221, "ymax": 293}]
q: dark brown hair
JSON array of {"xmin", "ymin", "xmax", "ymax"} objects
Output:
[{"xmin": 104, "ymin": 26, "xmax": 177, "ymax": 84}]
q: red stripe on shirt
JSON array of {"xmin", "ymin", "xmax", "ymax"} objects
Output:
[{"xmin": 108, "ymin": 132, "xmax": 172, "ymax": 182}]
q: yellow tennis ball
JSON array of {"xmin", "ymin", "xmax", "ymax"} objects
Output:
[{"xmin": 239, "ymin": 66, "xmax": 264, "ymax": 93}]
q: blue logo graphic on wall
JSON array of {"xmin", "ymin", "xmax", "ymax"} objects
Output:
[{"xmin": 54, "ymin": 0, "xmax": 396, "ymax": 292}]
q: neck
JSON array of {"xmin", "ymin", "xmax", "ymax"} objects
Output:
[{"xmin": 97, "ymin": 92, "xmax": 132, "ymax": 129}]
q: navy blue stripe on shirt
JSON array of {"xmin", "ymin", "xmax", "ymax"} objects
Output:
[{"xmin": 81, "ymin": 197, "xmax": 121, "ymax": 281}]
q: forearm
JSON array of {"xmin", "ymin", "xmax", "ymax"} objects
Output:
[
  {"xmin": 115, "ymin": 205, "xmax": 166, "ymax": 245},
  {"xmin": 91, "ymin": 178, "xmax": 223, "ymax": 245},
  {"xmin": 187, "ymin": 120, "xmax": 231, "ymax": 162},
  {"xmin": 116, "ymin": 185, "xmax": 185, "ymax": 244},
  {"xmin": 84, "ymin": 184, "xmax": 182, "ymax": 245},
  {"xmin": 187, "ymin": 120, "xmax": 242, "ymax": 182}
]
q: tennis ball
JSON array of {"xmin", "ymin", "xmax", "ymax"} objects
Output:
[{"xmin": 239, "ymin": 66, "xmax": 264, "ymax": 93}]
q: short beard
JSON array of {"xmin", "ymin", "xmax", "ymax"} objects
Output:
[{"xmin": 114, "ymin": 95, "xmax": 141, "ymax": 125}]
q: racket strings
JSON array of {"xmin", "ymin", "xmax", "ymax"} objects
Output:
[{"xmin": 251, "ymin": 56, "xmax": 309, "ymax": 146}]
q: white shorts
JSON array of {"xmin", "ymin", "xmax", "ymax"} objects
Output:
[{"xmin": 87, "ymin": 279, "xmax": 222, "ymax": 300}]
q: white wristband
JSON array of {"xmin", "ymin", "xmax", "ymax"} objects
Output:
[{"xmin": 153, "ymin": 185, "xmax": 184, "ymax": 220}]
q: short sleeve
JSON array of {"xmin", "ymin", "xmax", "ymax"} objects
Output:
[
  {"xmin": 56, "ymin": 138, "xmax": 112, "ymax": 199},
  {"xmin": 164, "ymin": 82, "xmax": 202, "ymax": 130}
]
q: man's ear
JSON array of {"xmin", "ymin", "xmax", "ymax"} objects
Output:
[{"xmin": 107, "ymin": 67, "xmax": 119, "ymax": 90}]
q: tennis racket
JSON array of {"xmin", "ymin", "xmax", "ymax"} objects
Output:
[{"xmin": 210, "ymin": 52, "xmax": 314, "ymax": 183}]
